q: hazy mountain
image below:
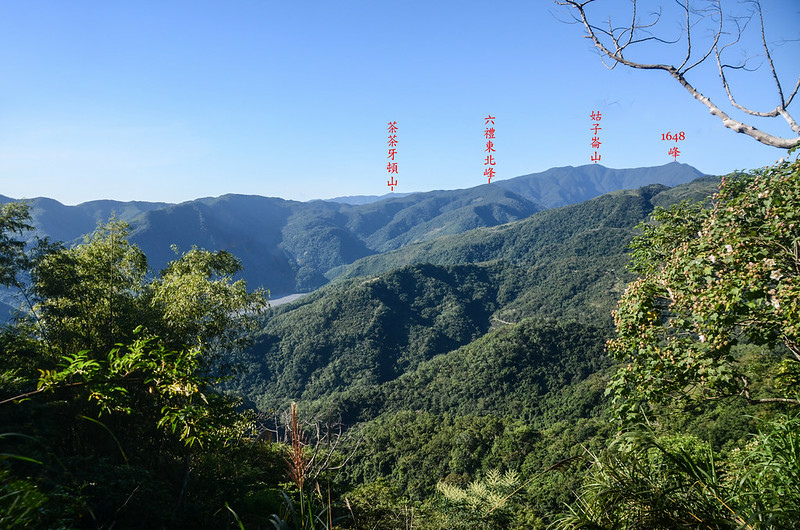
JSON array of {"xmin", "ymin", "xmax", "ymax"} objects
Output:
[
  {"xmin": 493, "ymin": 161, "xmax": 705, "ymax": 208},
  {"xmin": 322, "ymin": 192, "xmax": 412, "ymax": 205},
  {"xmin": 327, "ymin": 176, "xmax": 719, "ymax": 284},
  {"xmin": 1, "ymin": 163, "xmax": 707, "ymax": 297},
  {"xmin": 0, "ymin": 194, "xmax": 170, "ymax": 244}
]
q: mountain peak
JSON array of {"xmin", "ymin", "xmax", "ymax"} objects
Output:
[{"xmin": 493, "ymin": 163, "xmax": 705, "ymax": 209}]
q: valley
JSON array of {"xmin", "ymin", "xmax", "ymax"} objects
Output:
[{"xmin": 3, "ymin": 160, "xmax": 798, "ymax": 528}]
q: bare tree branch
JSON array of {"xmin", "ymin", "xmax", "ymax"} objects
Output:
[
  {"xmin": 756, "ymin": 1, "xmax": 784, "ymax": 104},
  {"xmin": 740, "ymin": 376, "xmax": 800, "ymax": 405},
  {"xmin": 676, "ymin": 0, "xmax": 692, "ymax": 72},
  {"xmin": 556, "ymin": 0, "xmax": 800, "ymax": 149},
  {"xmin": 683, "ymin": 2, "xmax": 722, "ymax": 73}
]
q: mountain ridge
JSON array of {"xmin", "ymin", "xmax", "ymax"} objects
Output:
[
  {"xmin": 2, "ymin": 163, "xmax": 707, "ymax": 297},
  {"xmin": 321, "ymin": 192, "xmax": 413, "ymax": 205}
]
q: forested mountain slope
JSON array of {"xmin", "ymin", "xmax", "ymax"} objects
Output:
[
  {"xmin": 494, "ymin": 161, "xmax": 703, "ymax": 208},
  {"xmin": 336, "ymin": 318, "xmax": 617, "ymax": 502},
  {"xmin": 0, "ymin": 194, "xmax": 169, "ymax": 243},
  {"xmin": 302, "ymin": 317, "xmax": 614, "ymax": 426},
  {"xmin": 4, "ymin": 167, "xmax": 759, "ymax": 528},
  {"xmin": 235, "ymin": 262, "xmax": 513, "ymax": 409},
  {"xmin": 233, "ymin": 176, "xmax": 720, "ymax": 413},
  {"xmin": 329, "ymin": 176, "xmax": 720, "ymax": 280}
]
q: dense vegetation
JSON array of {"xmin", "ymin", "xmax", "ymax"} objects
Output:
[
  {"xmin": 0, "ymin": 210, "xmax": 279, "ymax": 527},
  {"xmin": 563, "ymin": 158, "xmax": 800, "ymax": 528},
  {"xmin": 1, "ymin": 159, "xmax": 797, "ymax": 528},
  {"xmin": 236, "ymin": 179, "xmax": 720, "ymax": 414}
]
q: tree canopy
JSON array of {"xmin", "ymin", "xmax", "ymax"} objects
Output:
[
  {"xmin": 607, "ymin": 157, "xmax": 800, "ymax": 417},
  {"xmin": 0, "ymin": 205, "xmax": 272, "ymax": 527}
]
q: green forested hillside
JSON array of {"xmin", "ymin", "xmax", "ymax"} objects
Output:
[
  {"xmin": 237, "ymin": 179, "xmax": 720, "ymax": 412},
  {"xmin": 219, "ymin": 174, "xmax": 736, "ymax": 526},
  {"xmin": 329, "ymin": 182, "xmax": 716, "ymax": 282},
  {"xmin": 345, "ymin": 318, "xmax": 611, "ymax": 421},
  {"xmin": 234, "ymin": 262, "xmax": 512, "ymax": 409},
  {"xmin": 294, "ymin": 318, "xmax": 619, "ymax": 522},
  {"xmin": 130, "ymin": 195, "xmax": 307, "ymax": 292}
]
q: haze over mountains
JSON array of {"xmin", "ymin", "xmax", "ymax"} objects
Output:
[
  {"xmin": 1, "ymin": 162, "xmax": 704, "ymax": 299},
  {"xmin": 324, "ymin": 192, "xmax": 413, "ymax": 205}
]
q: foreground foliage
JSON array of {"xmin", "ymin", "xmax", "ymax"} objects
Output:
[
  {"xmin": 1, "ymin": 161, "xmax": 796, "ymax": 528},
  {"xmin": 0, "ymin": 209, "xmax": 277, "ymax": 527},
  {"xmin": 608, "ymin": 158, "xmax": 800, "ymax": 418},
  {"xmin": 562, "ymin": 158, "xmax": 800, "ymax": 529},
  {"xmin": 558, "ymin": 412, "xmax": 800, "ymax": 529}
]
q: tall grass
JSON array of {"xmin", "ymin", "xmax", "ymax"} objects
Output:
[{"xmin": 555, "ymin": 412, "xmax": 800, "ymax": 529}]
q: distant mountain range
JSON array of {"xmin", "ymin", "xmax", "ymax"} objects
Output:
[
  {"xmin": 218, "ymin": 171, "xmax": 724, "ymax": 513},
  {"xmin": 322, "ymin": 192, "xmax": 413, "ymax": 205},
  {"xmin": 493, "ymin": 162, "xmax": 704, "ymax": 208},
  {"xmin": 1, "ymin": 162, "xmax": 705, "ymax": 299}
]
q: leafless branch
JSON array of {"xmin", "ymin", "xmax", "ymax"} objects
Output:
[
  {"xmin": 756, "ymin": 1, "xmax": 783, "ymax": 104},
  {"xmin": 786, "ymin": 339, "xmax": 800, "ymax": 363},
  {"xmin": 555, "ymin": 0, "xmax": 800, "ymax": 148},
  {"xmin": 712, "ymin": 3, "xmax": 800, "ymax": 134},
  {"xmin": 262, "ymin": 403, "xmax": 365, "ymax": 490},
  {"xmin": 741, "ymin": 376, "xmax": 800, "ymax": 405},
  {"xmin": 683, "ymin": 1, "xmax": 722, "ymax": 73}
]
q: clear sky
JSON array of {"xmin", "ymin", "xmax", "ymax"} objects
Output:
[{"xmin": 0, "ymin": 0, "xmax": 798, "ymax": 205}]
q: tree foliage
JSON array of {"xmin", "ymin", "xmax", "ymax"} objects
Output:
[
  {"xmin": 0, "ymin": 202, "xmax": 34, "ymax": 289},
  {"xmin": 30, "ymin": 218, "xmax": 149, "ymax": 357},
  {"xmin": 28, "ymin": 218, "xmax": 268, "ymax": 358},
  {"xmin": 0, "ymin": 206, "xmax": 273, "ymax": 527},
  {"xmin": 556, "ymin": 159, "xmax": 800, "ymax": 529},
  {"xmin": 557, "ymin": 412, "xmax": 800, "ymax": 529},
  {"xmin": 607, "ymin": 158, "xmax": 800, "ymax": 419}
]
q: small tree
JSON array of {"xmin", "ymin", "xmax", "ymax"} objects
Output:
[
  {"xmin": 0, "ymin": 208, "xmax": 270, "ymax": 526},
  {"xmin": 606, "ymin": 157, "xmax": 800, "ymax": 419},
  {"xmin": 0, "ymin": 202, "xmax": 34, "ymax": 289},
  {"xmin": 27, "ymin": 218, "xmax": 269, "ymax": 358},
  {"xmin": 30, "ymin": 218, "xmax": 148, "ymax": 357}
]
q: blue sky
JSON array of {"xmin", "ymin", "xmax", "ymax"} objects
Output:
[{"xmin": 0, "ymin": 0, "xmax": 798, "ymax": 205}]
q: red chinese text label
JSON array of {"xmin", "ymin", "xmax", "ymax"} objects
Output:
[
  {"xmin": 484, "ymin": 115, "xmax": 496, "ymax": 183},
  {"xmin": 387, "ymin": 121, "xmax": 398, "ymax": 190},
  {"xmin": 662, "ymin": 131, "xmax": 685, "ymax": 161},
  {"xmin": 590, "ymin": 110, "xmax": 602, "ymax": 164}
]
